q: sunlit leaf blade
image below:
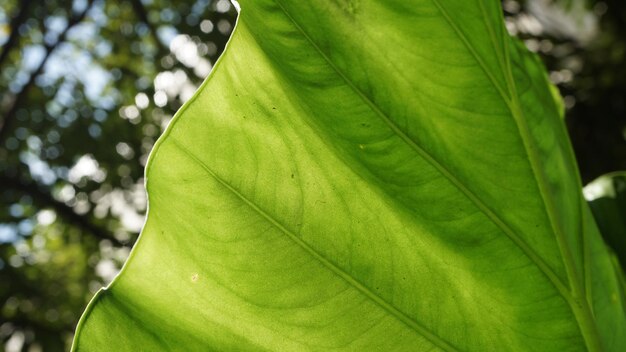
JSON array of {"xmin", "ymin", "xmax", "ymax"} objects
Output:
[
  {"xmin": 73, "ymin": 1, "xmax": 626, "ymax": 350},
  {"xmin": 585, "ymin": 172, "xmax": 626, "ymax": 270}
]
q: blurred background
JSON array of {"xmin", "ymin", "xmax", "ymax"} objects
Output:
[{"xmin": 0, "ymin": 0, "xmax": 623, "ymax": 350}]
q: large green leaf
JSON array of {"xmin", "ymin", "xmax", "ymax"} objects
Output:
[{"xmin": 72, "ymin": 1, "xmax": 626, "ymax": 350}]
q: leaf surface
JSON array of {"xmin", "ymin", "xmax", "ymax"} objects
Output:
[{"xmin": 73, "ymin": 1, "xmax": 626, "ymax": 350}]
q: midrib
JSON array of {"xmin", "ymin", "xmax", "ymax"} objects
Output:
[{"xmin": 443, "ymin": 0, "xmax": 603, "ymax": 350}]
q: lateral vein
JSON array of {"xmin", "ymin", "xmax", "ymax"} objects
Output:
[{"xmin": 172, "ymin": 139, "xmax": 460, "ymax": 352}]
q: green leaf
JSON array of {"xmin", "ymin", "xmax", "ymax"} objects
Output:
[
  {"xmin": 73, "ymin": 1, "xmax": 626, "ymax": 350},
  {"xmin": 585, "ymin": 172, "xmax": 626, "ymax": 270}
]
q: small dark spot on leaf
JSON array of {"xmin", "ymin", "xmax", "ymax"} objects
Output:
[{"xmin": 291, "ymin": 173, "xmax": 294, "ymax": 178}]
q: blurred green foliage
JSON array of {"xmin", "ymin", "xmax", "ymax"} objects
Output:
[{"xmin": 0, "ymin": 0, "xmax": 623, "ymax": 350}]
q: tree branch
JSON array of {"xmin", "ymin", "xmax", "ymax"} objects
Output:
[
  {"xmin": 0, "ymin": 0, "xmax": 95, "ymax": 142},
  {"xmin": 0, "ymin": 0, "xmax": 33, "ymax": 69},
  {"xmin": 0, "ymin": 175, "xmax": 125, "ymax": 246},
  {"xmin": 130, "ymin": 0, "xmax": 167, "ymax": 54}
]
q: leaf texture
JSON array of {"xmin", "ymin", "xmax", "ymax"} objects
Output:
[{"xmin": 73, "ymin": 1, "xmax": 626, "ymax": 350}]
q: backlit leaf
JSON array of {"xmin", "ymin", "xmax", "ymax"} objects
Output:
[{"xmin": 73, "ymin": 1, "xmax": 626, "ymax": 350}]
